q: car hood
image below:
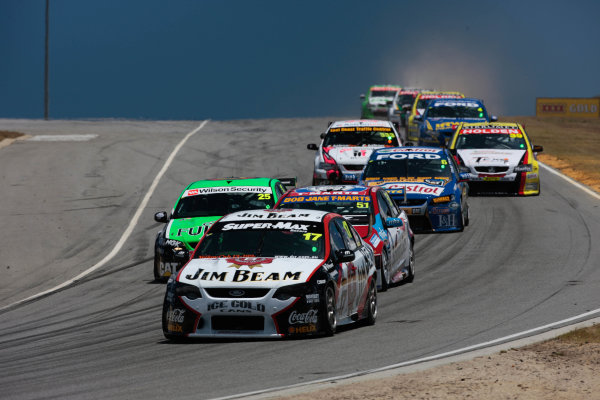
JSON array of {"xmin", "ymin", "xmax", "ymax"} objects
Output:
[
  {"xmin": 457, "ymin": 149, "xmax": 526, "ymax": 167},
  {"xmin": 425, "ymin": 118, "xmax": 488, "ymax": 132},
  {"xmin": 325, "ymin": 146, "xmax": 382, "ymax": 165},
  {"xmin": 166, "ymin": 216, "xmax": 221, "ymax": 250},
  {"xmin": 178, "ymin": 257, "xmax": 325, "ymax": 288}
]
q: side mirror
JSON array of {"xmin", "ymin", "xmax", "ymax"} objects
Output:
[
  {"xmin": 320, "ymin": 132, "xmax": 326, "ymax": 139},
  {"xmin": 154, "ymin": 211, "xmax": 168, "ymax": 223},
  {"xmin": 360, "ymin": 94, "xmax": 365, "ymax": 100},
  {"xmin": 334, "ymin": 249, "xmax": 355, "ymax": 263},
  {"xmin": 533, "ymin": 145, "xmax": 543, "ymax": 153},
  {"xmin": 174, "ymin": 249, "xmax": 190, "ymax": 260},
  {"xmin": 490, "ymin": 115, "xmax": 498, "ymax": 122},
  {"xmin": 307, "ymin": 143, "xmax": 318, "ymax": 151},
  {"xmin": 385, "ymin": 217, "xmax": 404, "ymax": 228}
]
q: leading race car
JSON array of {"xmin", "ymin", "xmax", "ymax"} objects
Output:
[
  {"xmin": 448, "ymin": 122, "xmax": 543, "ymax": 196},
  {"xmin": 275, "ymin": 185, "xmax": 414, "ymax": 291},
  {"xmin": 153, "ymin": 177, "xmax": 295, "ymax": 281},
  {"xmin": 162, "ymin": 209, "xmax": 377, "ymax": 339},
  {"xmin": 307, "ymin": 120, "xmax": 402, "ymax": 185},
  {"xmin": 406, "ymin": 91, "xmax": 465, "ymax": 144},
  {"xmin": 416, "ymin": 98, "xmax": 498, "ymax": 147},
  {"xmin": 360, "ymin": 85, "xmax": 401, "ymax": 119},
  {"xmin": 360, "ymin": 147, "xmax": 470, "ymax": 233}
]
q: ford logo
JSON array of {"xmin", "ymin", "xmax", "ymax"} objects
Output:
[{"xmin": 229, "ymin": 290, "xmax": 245, "ymax": 297}]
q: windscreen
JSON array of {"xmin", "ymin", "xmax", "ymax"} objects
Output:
[
  {"xmin": 363, "ymin": 156, "xmax": 452, "ymax": 179},
  {"xmin": 195, "ymin": 220, "xmax": 325, "ymax": 258},
  {"xmin": 173, "ymin": 192, "xmax": 274, "ymax": 218},
  {"xmin": 427, "ymin": 101, "xmax": 486, "ymax": 119},
  {"xmin": 370, "ymin": 90, "xmax": 397, "ymax": 97},
  {"xmin": 399, "ymin": 94, "xmax": 416, "ymax": 106},
  {"xmin": 323, "ymin": 126, "xmax": 398, "ymax": 147},
  {"xmin": 456, "ymin": 134, "xmax": 526, "ymax": 150},
  {"xmin": 279, "ymin": 195, "xmax": 371, "ymax": 225}
]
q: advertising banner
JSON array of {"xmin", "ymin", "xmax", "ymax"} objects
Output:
[{"xmin": 536, "ymin": 98, "xmax": 600, "ymax": 118}]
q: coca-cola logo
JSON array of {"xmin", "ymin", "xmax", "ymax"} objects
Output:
[
  {"xmin": 288, "ymin": 309, "xmax": 318, "ymax": 325},
  {"xmin": 166, "ymin": 308, "xmax": 185, "ymax": 323}
]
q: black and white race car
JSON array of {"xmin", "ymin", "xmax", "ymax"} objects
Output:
[{"xmin": 162, "ymin": 209, "xmax": 377, "ymax": 339}]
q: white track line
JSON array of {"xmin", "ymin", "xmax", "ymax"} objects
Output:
[
  {"xmin": 539, "ymin": 161, "xmax": 600, "ymax": 200},
  {"xmin": 1, "ymin": 120, "xmax": 209, "ymax": 312}
]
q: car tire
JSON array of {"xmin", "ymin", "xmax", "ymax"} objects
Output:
[
  {"xmin": 405, "ymin": 241, "xmax": 415, "ymax": 283},
  {"xmin": 154, "ymin": 253, "xmax": 165, "ymax": 282},
  {"xmin": 363, "ymin": 279, "xmax": 377, "ymax": 326},
  {"xmin": 463, "ymin": 202, "xmax": 470, "ymax": 227},
  {"xmin": 379, "ymin": 251, "xmax": 389, "ymax": 292},
  {"xmin": 323, "ymin": 285, "xmax": 337, "ymax": 336}
]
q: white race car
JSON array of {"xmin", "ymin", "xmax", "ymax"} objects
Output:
[
  {"xmin": 307, "ymin": 120, "xmax": 403, "ymax": 185},
  {"xmin": 162, "ymin": 209, "xmax": 377, "ymax": 339}
]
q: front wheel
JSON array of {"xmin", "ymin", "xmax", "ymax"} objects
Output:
[
  {"xmin": 379, "ymin": 251, "xmax": 389, "ymax": 292},
  {"xmin": 323, "ymin": 286, "xmax": 337, "ymax": 336},
  {"xmin": 363, "ymin": 280, "xmax": 377, "ymax": 326},
  {"xmin": 405, "ymin": 242, "xmax": 415, "ymax": 283}
]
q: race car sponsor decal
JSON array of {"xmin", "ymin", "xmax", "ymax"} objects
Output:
[
  {"xmin": 166, "ymin": 308, "xmax": 186, "ymax": 323},
  {"xmin": 288, "ymin": 324, "xmax": 317, "ymax": 334},
  {"xmin": 226, "ymin": 257, "xmax": 274, "ymax": 267},
  {"xmin": 419, "ymin": 94, "xmax": 463, "ymax": 99},
  {"xmin": 328, "ymin": 126, "xmax": 393, "ymax": 133},
  {"xmin": 331, "ymin": 120, "xmax": 392, "ymax": 128},
  {"xmin": 221, "ymin": 222, "xmax": 310, "ymax": 232},
  {"xmin": 429, "ymin": 207, "xmax": 451, "ymax": 214},
  {"xmin": 369, "ymin": 233, "xmax": 382, "ymax": 248},
  {"xmin": 288, "ymin": 310, "xmax": 318, "ymax": 324},
  {"xmin": 183, "ymin": 186, "xmax": 272, "ymax": 197},
  {"xmin": 460, "ymin": 128, "xmax": 521, "ymax": 135},
  {"xmin": 434, "ymin": 122, "xmax": 460, "ymax": 130},
  {"xmin": 222, "ymin": 210, "xmax": 323, "ymax": 222},
  {"xmin": 375, "ymin": 153, "xmax": 442, "ymax": 160},
  {"xmin": 437, "ymin": 214, "xmax": 457, "ymax": 227},
  {"xmin": 185, "ymin": 266, "xmax": 303, "ymax": 282},
  {"xmin": 282, "ymin": 195, "xmax": 370, "ymax": 203},
  {"xmin": 305, "ymin": 293, "xmax": 320, "ymax": 304},
  {"xmin": 207, "ymin": 300, "xmax": 266, "ymax": 313},
  {"xmin": 382, "ymin": 183, "xmax": 444, "ymax": 195},
  {"xmin": 377, "ymin": 147, "xmax": 441, "ymax": 154},
  {"xmin": 431, "ymin": 101, "xmax": 480, "ymax": 108}
]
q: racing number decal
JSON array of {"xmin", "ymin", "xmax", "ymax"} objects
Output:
[
  {"xmin": 258, "ymin": 194, "xmax": 272, "ymax": 200},
  {"xmin": 356, "ymin": 202, "xmax": 369, "ymax": 208},
  {"xmin": 303, "ymin": 233, "xmax": 322, "ymax": 241}
]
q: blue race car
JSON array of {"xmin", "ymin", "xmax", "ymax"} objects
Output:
[
  {"xmin": 416, "ymin": 98, "xmax": 497, "ymax": 147},
  {"xmin": 360, "ymin": 147, "xmax": 470, "ymax": 233}
]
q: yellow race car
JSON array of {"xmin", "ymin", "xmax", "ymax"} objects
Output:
[
  {"xmin": 448, "ymin": 122, "xmax": 543, "ymax": 196},
  {"xmin": 406, "ymin": 91, "xmax": 465, "ymax": 144}
]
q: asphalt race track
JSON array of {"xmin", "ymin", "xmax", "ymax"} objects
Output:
[{"xmin": 1, "ymin": 118, "xmax": 599, "ymax": 400}]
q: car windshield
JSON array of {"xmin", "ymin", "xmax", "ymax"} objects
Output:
[
  {"xmin": 279, "ymin": 197, "xmax": 371, "ymax": 225},
  {"xmin": 363, "ymin": 156, "xmax": 453, "ymax": 179},
  {"xmin": 195, "ymin": 221, "xmax": 325, "ymax": 258},
  {"xmin": 456, "ymin": 134, "xmax": 527, "ymax": 150},
  {"xmin": 323, "ymin": 128, "xmax": 399, "ymax": 147},
  {"xmin": 370, "ymin": 90, "xmax": 397, "ymax": 98},
  {"xmin": 427, "ymin": 102, "xmax": 486, "ymax": 119},
  {"xmin": 173, "ymin": 192, "xmax": 274, "ymax": 218},
  {"xmin": 398, "ymin": 94, "xmax": 416, "ymax": 106}
]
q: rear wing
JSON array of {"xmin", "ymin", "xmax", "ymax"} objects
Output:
[{"xmin": 276, "ymin": 177, "xmax": 297, "ymax": 188}]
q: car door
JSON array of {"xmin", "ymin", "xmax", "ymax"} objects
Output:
[
  {"xmin": 376, "ymin": 190, "xmax": 402, "ymax": 274},
  {"xmin": 328, "ymin": 220, "xmax": 351, "ymax": 319},
  {"xmin": 334, "ymin": 218, "xmax": 367, "ymax": 316}
]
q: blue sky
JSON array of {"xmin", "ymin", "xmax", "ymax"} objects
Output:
[{"xmin": 1, "ymin": 0, "xmax": 599, "ymax": 120}]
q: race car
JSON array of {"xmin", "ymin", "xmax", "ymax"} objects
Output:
[
  {"xmin": 360, "ymin": 147, "xmax": 470, "ymax": 233},
  {"xmin": 275, "ymin": 185, "xmax": 414, "ymax": 291},
  {"xmin": 162, "ymin": 209, "xmax": 377, "ymax": 339},
  {"xmin": 388, "ymin": 88, "xmax": 428, "ymax": 131},
  {"xmin": 307, "ymin": 120, "xmax": 402, "ymax": 185},
  {"xmin": 406, "ymin": 91, "xmax": 465, "ymax": 144},
  {"xmin": 360, "ymin": 85, "xmax": 401, "ymax": 119},
  {"xmin": 416, "ymin": 98, "xmax": 498, "ymax": 147},
  {"xmin": 153, "ymin": 177, "xmax": 295, "ymax": 281},
  {"xmin": 448, "ymin": 122, "xmax": 543, "ymax": 196}
]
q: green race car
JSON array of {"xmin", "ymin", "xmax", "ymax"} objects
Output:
[
  {"xmin": 153, "ymin": 177, "xmax": 295, "ymax": 281},
  {"xmin": 360, "ymin": 85, "xmax": 401, "ymax": 119}
]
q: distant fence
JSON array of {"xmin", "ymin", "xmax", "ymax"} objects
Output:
[{"xmin": 536, "ymin": 97, "xmax": 600, "ymax": 118}]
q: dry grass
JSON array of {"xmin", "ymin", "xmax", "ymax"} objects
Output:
[
  {"xmin": 0, "ymin": 130, "xmax": 24, "ymax": 141},
  {"xmin": 557, "ymin": 324, "xmax": 600, "ymax": 344},
  {"xmin": 500, "ymin": 116, "xmax": 600, "ymax": 193}
]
